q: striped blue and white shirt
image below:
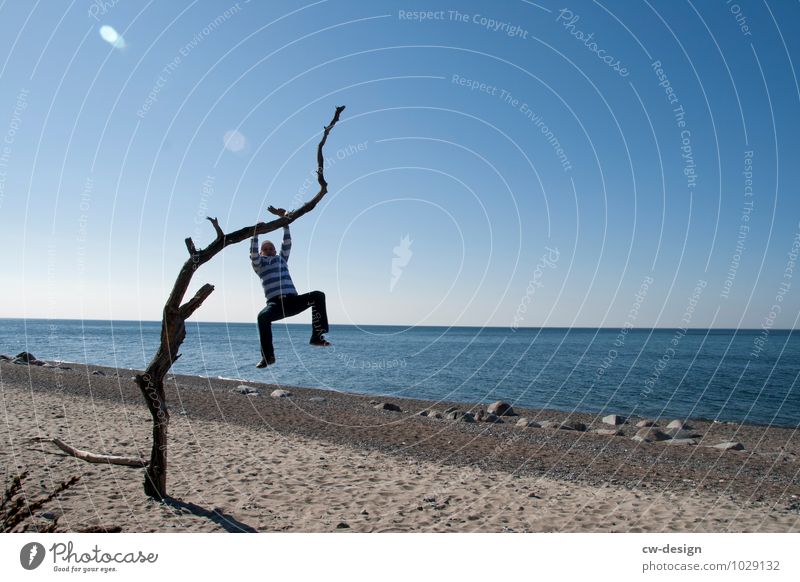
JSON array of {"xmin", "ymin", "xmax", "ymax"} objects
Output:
[{"xmin": 250, "ymin": 226, "xmax": 297, "ymax": 300}]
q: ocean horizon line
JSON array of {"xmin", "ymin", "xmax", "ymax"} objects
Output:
[{"xmin": 1, "ymin": 316, "xmax": 797, "ymax": 332}]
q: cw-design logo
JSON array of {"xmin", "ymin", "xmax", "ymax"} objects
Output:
[{"xmin": 20, "ymin": 542, "xmax": 46, "ymax": 570}]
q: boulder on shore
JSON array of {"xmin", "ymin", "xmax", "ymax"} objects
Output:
[
  {"xmin": 666, "ymin": 428, "xmax": 702, "ymax": 440},
  {"xmin": 666, "ymin": 419, "xmax": 692, "ymax": 430},
  {"xmin": 665, "ymin": 438, "xmax": 698, "ymax": 446},
  {"xmin": 602, "ymin": 414, "xmax": 627, "ymax": 426},
  {"xmin": 710, "ymin": 441, "xmax": 745, "ymax": 451},
  {"xmin": 445, "ymin": 410, "xmax": 475, "ymax": 423},
  {"xmin": 633, "ymin": 427, "xmax": 671, "ymax": 443},
  {"xmin": 373, "ymin": 402, "xmax": 401, "ymax": 412},
  {"xmin": 516, "ymin": 418, "xmax": 541, "ymax": 428},
  {"xmin": 487, "ymin": 401, "xmax": 514, "ymax": 417},
  {"xmin": 559, "ymin": 421, "xmax": 587, "ymax": 432},
  {"xmin": 635, "ymin": 420, "xmax": 657, "ymax": 428},
  {"xmin": 13, "ymin": 352, "xmax": 45, "ymax": 366},
  {"xmin": 593, "ymin": 428, "xmax": 624, "ymax": 436}
]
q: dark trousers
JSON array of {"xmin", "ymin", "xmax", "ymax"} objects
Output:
[{"xmin": 257, "ymin": 291, "xmax": 329, "ymax": 359}]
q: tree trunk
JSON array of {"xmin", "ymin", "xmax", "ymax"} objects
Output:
[
  {"xmin": 145, "ymin": 405, "xmax": 169, "ymax": 499},
  {"xmin": 136, "ymin": 374, "xmax": 169, "ymax": 498}
]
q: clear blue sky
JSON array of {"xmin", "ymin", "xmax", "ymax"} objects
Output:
[{"xmin": 1, "ymin": 0, "xmax": 798, "ymax": 328}]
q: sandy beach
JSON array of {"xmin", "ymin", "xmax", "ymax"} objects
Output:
[{"xmin": 1, "ymin": 357, "xmax": 798, "ymax": 533}]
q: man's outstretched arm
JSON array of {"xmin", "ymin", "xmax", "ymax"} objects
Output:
[
  {"xmin": 280, "ymin": 225, "xmax": 291, "ymax": 261},
  {"xmin": 250, "ymin": 235, "xmax": 261, "ymax": 267}
]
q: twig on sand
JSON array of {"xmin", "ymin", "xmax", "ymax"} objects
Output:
[{"xmin": 1, "ymin": 469, "xmax": 80, "ymax": 532}]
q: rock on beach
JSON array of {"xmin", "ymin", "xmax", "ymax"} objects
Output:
[
  {"xmin": 666, "ymin": 420, "xmax": 692, "ymax": 430},
  {"xmin": 710, "ymin": 441, "xmax": 745, "ymax": 451},
  {"xmin": 636, "ymin": 420, "xmax": 657, "ymax": 428},
  {"xmin": 486, "ymin": 401, "xmax": 514, "ymax": 417},
  {"xmin": 559, "ymin": 421, "xmax": 587, "ymax": 432},
  {"xmin": 445, "ymin": 410, "xmax": 475, "ymax": 423},
  {"xmin": 602, "ymin": 414, "xmax": 626, "ymax": 426},
  {"xmin": 633, "ymin": 428, "xmax": 671, "ymax": 443},
  {"xmin": 593, "ymin": 428, "xmax": 624, "ymax": 436}
]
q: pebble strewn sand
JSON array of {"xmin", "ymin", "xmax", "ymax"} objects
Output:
[{"xmin": 1, "ymin": 360, "xmax": 798, "ymax": 532}]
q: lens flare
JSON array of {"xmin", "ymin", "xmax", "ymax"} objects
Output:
[
  {"xmin": 223, "ymin": 130, "xmax": 246, "ymax": 152},
  {"xmin": 99, "ymin": 25, "xmax": 126, "ymax": 49}
]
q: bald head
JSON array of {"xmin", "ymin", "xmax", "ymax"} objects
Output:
[{"xmin": 260, "ymin": 240, "xmax": 276, "ymax": 256}]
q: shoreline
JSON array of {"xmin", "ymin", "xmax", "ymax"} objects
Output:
[
  {"xmin": 1, "ymin": 358, "xmax": 798, "ymax": 532},
  {"xmin": 4, "ymin": 354, "xmax": 798, "ymax": 430}
]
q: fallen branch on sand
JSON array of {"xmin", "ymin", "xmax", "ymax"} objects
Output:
[{"xmin": 49, "ymin": 438, "xmax": 148, "ymax": 468}]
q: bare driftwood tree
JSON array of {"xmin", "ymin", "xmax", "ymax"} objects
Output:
[{"xmin": 52, "ymin": 106, "xmax": 346, "ymax": 500}]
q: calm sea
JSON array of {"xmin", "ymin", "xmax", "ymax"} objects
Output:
[{"xmin": 2, "ymin": 319, "xmax": 798, "ymax": 427}]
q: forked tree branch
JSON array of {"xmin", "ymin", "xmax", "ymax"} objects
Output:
[{"xmin": 44, "ymin": 106, "xmax": 348, "ymax": 501}]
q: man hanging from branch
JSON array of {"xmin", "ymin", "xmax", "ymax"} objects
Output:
[{"xmin": 251, "ymin": 205, "xmax": 331, "ymax": 368}]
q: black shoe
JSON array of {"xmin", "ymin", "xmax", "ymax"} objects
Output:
[
  {"xmin": 256, "ymin": 355, "xmax": 276, "ymax": 368},
  {"xmin": 309, "ymin": 335, "xmax": 331, "ymax": 347}
]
